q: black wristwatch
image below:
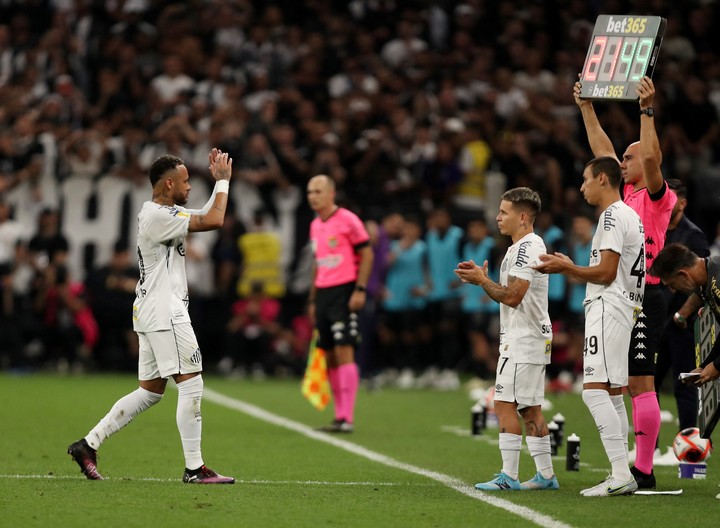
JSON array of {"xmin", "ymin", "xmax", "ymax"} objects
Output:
[
  {"xmin": 639, "ymin": 107, "xmax": 655, "ymax": 117},
  {"xmin": 355, "ymin": 284, "xmax": 367, "ymax": 292}
]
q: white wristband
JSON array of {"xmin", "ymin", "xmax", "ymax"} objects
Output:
[{"xmin": 216, "ymin": 180, "xmax": 229, "ymax": 194}]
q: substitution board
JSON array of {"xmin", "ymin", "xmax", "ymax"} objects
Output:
[
  {"xmin": 695, "ymin": 306, "xmax": 720, "ymax": 439},
  {"xmin": 579, "ymin": 15, "xmax": 666, "ymax": 100}
]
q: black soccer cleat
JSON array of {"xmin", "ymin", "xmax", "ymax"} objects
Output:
[
  {"xmin": 67, "ymin": 439, "xmax": 104, "ymax": 480},
  {"xmin": 630, "ymin": 465, "xmax": 656, "ymax": 489},
  {"xmin": 316, "ymin": 419, "xmax": 354, "ymax": 433}
]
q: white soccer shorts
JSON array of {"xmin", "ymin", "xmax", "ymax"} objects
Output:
[
  {"xmin": 582, "ymin": 299, "xmax": 631, "ymax": 388},
  {"xmin": 137, "ymin": 322, "xmax": 203, "ymax": 380},
  {"xmin": 493, "ymin": 354, "xmax": 546, "ymax": 409}
]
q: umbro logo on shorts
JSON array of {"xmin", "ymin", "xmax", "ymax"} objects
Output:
[
  {"xmin": 495, "ymin": 384, "xmax": 503, "ymax": 394},
  {"xmin": 585, "ymin": 367, "xmax": 594, "ymax": 376}
]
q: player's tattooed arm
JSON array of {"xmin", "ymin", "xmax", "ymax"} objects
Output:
[{"xmin": 480, "ymin": 275, "xmax": 530, "ymax": 309}]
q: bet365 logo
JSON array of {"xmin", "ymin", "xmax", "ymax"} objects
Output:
[{"xmin": 605, "ymin": 16, "xmax": 647, "ymax": 34}]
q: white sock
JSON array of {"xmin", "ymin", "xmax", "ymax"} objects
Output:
[
  {"xmin": 526, "ymin": 435, "xmax": 554, "ymax": 479},
  {"xmin": 177, "ymin": 375, "xmax": 204, "ymax": 470},
  {"xmin": 583, "ymin": 389, "xmax": 632, "ymax": 481},
  {"xmin": 498, "ymin": 433, "xmax": 522, "ymax": 480},
  {"xmin": 85, "ymin": 387, "xmax": 162, "ymax": 450},
  {"xmin": 610, "ymin": 394, "xmax": 629, "ymax": 456}
]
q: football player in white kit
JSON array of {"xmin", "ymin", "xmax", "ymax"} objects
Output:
[
  {"xmin": 455, "ymin": 187, "xmax": 558, "ymax": 492},
  {"xmin": 535, "ymin": 156, "xmax": 645, "ymax": 496},
  {"xmin": 68, "ymin": 149, "xmax": 235, "ymax": 484}
]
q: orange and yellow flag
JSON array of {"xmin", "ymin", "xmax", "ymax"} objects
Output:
[{"xmin": 301, "ymin": 331, "xmax": 331, "ymax": 410}]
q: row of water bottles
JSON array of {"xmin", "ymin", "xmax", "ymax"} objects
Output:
[{"xmin": 471, "ymin": 395, "xmax": 580, "ymax": 471}]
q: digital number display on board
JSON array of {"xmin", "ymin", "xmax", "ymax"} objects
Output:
[{"xmin": 579, "ymin": 15, "xmax": 666, "ymax": 101}]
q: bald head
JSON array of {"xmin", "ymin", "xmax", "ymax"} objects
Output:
[
  {"xmin": 307, "ymin": 174, "xmax": 337, "ymax": 217},
  {"xmin": 309, "ymin": 174, "xmax": 335, "ymax": 190},
  {"xmin": 620, "ymin": 141, "xmax": 642, "ymax": 186}
]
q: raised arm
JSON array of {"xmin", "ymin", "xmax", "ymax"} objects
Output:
[
  {"xmin": 637, "ymin": 76, "xmax": 664, "ymax": 194},
  {"xmin": 574, "ymin": 79, "xmax": 619, "ymax": 160},
  {"xmin": 188, "ymin": 148, "xmax": 232, "ymax": 232}
]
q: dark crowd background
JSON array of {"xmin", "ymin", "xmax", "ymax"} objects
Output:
[{"xmin": 1, "ymin": 0, "xmax": 719, "ymax": 391}]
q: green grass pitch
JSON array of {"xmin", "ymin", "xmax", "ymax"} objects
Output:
[{"xmin": 1, "ymin": 372, "xmax": 717, "ymax": 527}]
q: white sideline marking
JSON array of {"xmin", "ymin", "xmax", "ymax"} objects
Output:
[
  {"xmin": 204, "ymin": 388, "xmax": 574, "ymax": 528},
  {"xmin": 0, "ymin": 474, "xmax": 411, "ymax": 486}
]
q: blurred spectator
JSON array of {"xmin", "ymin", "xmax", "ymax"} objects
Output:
[
  {"xmin": 28, "ymin": 207, "xmax": 69, "ymax": 270},
  {"xmin": 0, "ymin": 199, "xmax": 23, "ymax": 273},
  {"xmin": 85, "ymin": 240, "xmax": 138, "ymax": 371},
  {"xmin": 221, "ymin": 281, "xmax": 283, "ymax": 378},
  {"xmin": 236, "ymin": 207, "xmax": 285, "ymax": 299},
  {"xmin": 535, "ymin": 211, "xmax": 567, "ymax": 320},
  {"xmin": 60, "ymin": 130, "xmax": 107, "ymax": 180},
  {"xmin": 380, "ymin": 19, "xmax": 428, "ymax": 70},
  {"xmin": 149, "ymin": 53, "xmax": 195, "ymax": 109},
  {"xmin": 420, "ymin": 207, "xmax": 463, "ymax": 390},
  {"xmin": 459, "ymin": 218, "xmax": 498, "ymax": 381},
  {"xmin": 453, "ymin": 124, "xmax": 493, "ymax": 227},
  {"xmin": 356, "ymin": 218, "xmax": 390, "ymax": 379},
  {"xmin": 34, "ymin": 262, "xmax": 98, "ymax": 372},
  {"xmin": 565, "ymin": 211, "xmax": 595, "ymax": 382},
  {"xmin": 378, "ymin": 214, "xmax": 429, "ymax": 389}
]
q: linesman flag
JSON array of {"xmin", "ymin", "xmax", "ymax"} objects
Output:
[{"xmin": 301, "ymin": 330, "xmax": 331, "ymax": 410}]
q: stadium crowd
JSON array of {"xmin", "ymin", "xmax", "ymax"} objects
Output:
[{"xmin": 1, "ymin": 0, "xmax": 720, "ymax": 390}]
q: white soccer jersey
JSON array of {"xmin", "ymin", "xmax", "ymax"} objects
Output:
[
  {"xmin": 498, "ymin": 232, "xmax": 552, "ymax": 365},
  {"xmin": 584, "ymin": 200, "xmax": 645, "ymax": 328},
  {"xmin": 132, "ymin": 201, "xmax": 192, "ymax": 332}
]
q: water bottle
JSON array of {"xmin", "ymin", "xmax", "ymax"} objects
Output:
[
  {"xmin": 548, "ymin": 421, "xmax": 559, "ymax": 455},
  {"xmin": 471, "ymin": 401, "xmax": 486, "ymax": 435},
  {"xmin": 566, "ymin": 433, "xmax": 580, "ymax": 471},
  {"xmin": 552, "ymin": 413, "xmax": 565, "ymax": 448}
]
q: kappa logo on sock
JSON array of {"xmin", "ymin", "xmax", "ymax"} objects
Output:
[
  {"xmin": 634, "ymin": 353, "xmax": 647, "ymax": 360},
  {"xmin": 635, "ymin": 332, "xmax": 646, "ymax": 339}
]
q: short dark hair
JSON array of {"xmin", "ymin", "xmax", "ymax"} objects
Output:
[
  {"xmin": 501, "ymin": 187, "xmax": 541, "ymax": 219},
  {"xmin": 149, "ymin": 155, "xmax": 184, "ymax": 187},
  {"xmin": 666, "ymin": 178, "xmax": 687, "ymax": 199},
  {"xmin": 585, "ymin": 156, "xmax": 622, "ymax": 188},
  {"xmin": 648, "ymin": 242, "xmax": 699, "ymax": 279}
]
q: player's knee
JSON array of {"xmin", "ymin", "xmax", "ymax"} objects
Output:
[{"xmin": 582, "ymin": 388, "xmax": 608, "ymax": 408}]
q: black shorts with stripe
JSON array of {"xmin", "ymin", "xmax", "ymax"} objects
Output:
[{"xmin": 628, "ymin": 285, "xmax": 666, "ymax": 376}]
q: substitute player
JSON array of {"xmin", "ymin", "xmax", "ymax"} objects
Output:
[
  {"xmin": 307, "ymin": 174, "xmax": 373, "ymax": 433},
  {"xmin": 68, "ymin": 150, "xmax": 235, "ymax": 483},
  {"xmin": 455, "ymin": 187, "xmax": 558, "ymax": 492},
  {"xmin": 574, "ymin": 76, "xmax": 676, "ymax": 488},
  {"xmin": 535, "ymin": 157, "xmax": 645, "ymax": 496}
]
